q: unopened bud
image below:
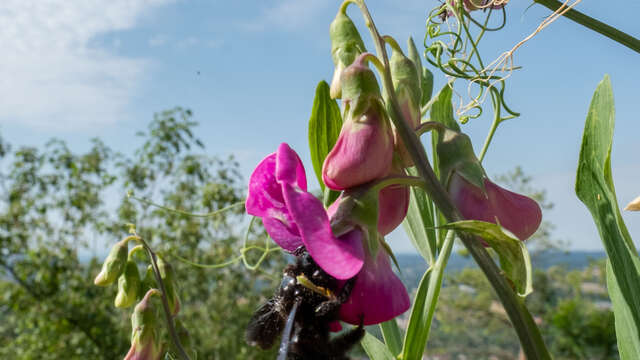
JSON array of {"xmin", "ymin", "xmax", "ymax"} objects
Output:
[
  {"xmin": 94, "ymin": 239, "xmax": 128, "ymax": 286},
  {"xmin": 386, "ymin": 39, "xmax": 422, "ymax": 167},
  {"xmin": 329, "ymin": 7, "xmax": 366, "ymax": 99},
  {"xmin": 322, "ymin": 54, "xmax": 394, "ymax": 190},
  {"xmin": 115, "ymin": 260, "xmax": 141, "ymax": 308},
  {"xmin": 157, "ymin": 256, "xmax": 181, "ymax": 315},
  {"xmin": 125, "ymin": 289, "xmax": 162, "ymax": 360}
]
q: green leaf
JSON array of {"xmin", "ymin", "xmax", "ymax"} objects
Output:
[
  {"xmin": 360, "ymin": 331, "xmax": 395, "ymax": 360},
  {"xmin": 379, "ymin": 319, "xmax": 403, "ymax": 357},
  {"xmin": 421, "ymin": 67, "xmax": 434, "ymax": 107},
  {"xmin": 402, "ymin": 167, "xmax": 437, "ymax": 264},
  {"xmin": 440, "ymin": 220, "xmax": 533, "ymax": 297},
  {"xmin": 430, "ymin": 84, "xmax": 459, "ymax": 132},
  {"xmin": 308, "ymin": 80, "xmax": 342, "ymax": 195},
  {"xmin": 400, "ymin": 231, "xmax": 452, "ymax": 360},
  {"xmin": 575, "ymin": 75, "xmax": 640, "ymax": 359},
  {"xmin": 401, "ymin": 267, "xmax": 433, "ymax": 360}
]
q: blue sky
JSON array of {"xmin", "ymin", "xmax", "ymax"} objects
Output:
[{"xmin": 1, "ymin": 0, "xmax": 638, "ymax": 252}]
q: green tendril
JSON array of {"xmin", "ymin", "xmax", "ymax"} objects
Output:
[{"xmin": 127, "ymin": 192, "xmax": 245, "ymax": 218}]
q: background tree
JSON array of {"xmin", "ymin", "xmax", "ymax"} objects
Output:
[{"xmin": 0, "ymin": 108, "xmax": 284, "ymax": 360}]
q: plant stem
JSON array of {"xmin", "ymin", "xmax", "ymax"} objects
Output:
[
  {"xmin": 535, "ymin": 0, "xmax": 640, "ymax": 54},
  {"xmin": 136, "ymin": 236, "xmax": 191, "ymax": 360},
  {"xmin": 353, "ymin": 1, "xmax": 551, "ymax": 358}
]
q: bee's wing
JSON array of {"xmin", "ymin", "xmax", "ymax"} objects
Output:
[
  {"xmin": 246, "ymin": 298, "xmax": 285, "ymax": 349},
  {"xmin": 277, "ymin": 298, "xmax": 301, "ymax": 360}
]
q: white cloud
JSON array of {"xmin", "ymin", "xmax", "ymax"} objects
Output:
[
  {"xmin": 0, "ymin": 0, "xmax": 173, "ymax": 130},
  {"xmin": 240, "ymin": 0, "xmax": 330, "ymax": 31}
]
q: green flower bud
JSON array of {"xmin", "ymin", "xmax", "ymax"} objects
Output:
[
  {"xmin": 436, "ymin": 127, "xmax": 486, "ymax": 190},
  {"xmin": 115, "ymin": 260, "xmax": 141, "ymax": 308},
  {"xmin": 94, "ymin": 239, "xmax": 128, "ymax": 286},
  {"xmin": 384, "ymin": 38, "xmax": 421, "ymax": 167},
  {"xmin": 125, "ymin": 289, "xmax": 162, "ymax": 360},
  {"xmin": 329, "ymin": 7, "xmax": 366, "ymax": 99},
  {"xmin": 157, "ymin": 256, "xmax": 180, "ymax": 315}
]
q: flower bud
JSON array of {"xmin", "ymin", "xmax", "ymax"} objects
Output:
[
  {"xmin": 436, "ymin": 127, "xmax": 541, "ymax": 241},
  {"xmin": 329, "ymin": 8, "xmax": 366, "ymax": 99},
  {"xmin": 115, "ymin": 260, "xmax": 141, "ymax": 308},
  {"xmin": 125, "ymin": 289, "xmax": 162, "ymax": 360},
  {"xmin": 322, "ymin": 54, "xmax": 394, "ymax": 190},
  {"xmin": 94, "ymin": 239, "xmax": 128, "ymax": 286},
  {"xmin": 377, "ymin": 166, "xmax": 410, "ymax": 236},
  {"xmin": 157, "ymin": 256, "xmax": 180, "ymax": 315},
  {"xmin": 386, "ymin": 42, "xmax": 422, "ymax": 167}
]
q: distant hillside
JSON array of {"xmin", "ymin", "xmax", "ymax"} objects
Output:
[{"xmin": 396, "ymin": 251, "xmax": 606, "ymax": 290}]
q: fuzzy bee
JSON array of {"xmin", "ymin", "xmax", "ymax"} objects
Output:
[{"xmin": 246, "ymin": 248, "xmax": 364, "ymax": 360}]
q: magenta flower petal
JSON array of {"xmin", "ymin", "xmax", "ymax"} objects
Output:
[
  {"xmin": 377, "ymin": 183, "xmax": 410, "ymax": 236},
  {"xmin": 322, "ymin": 109, "xmax": 394, "ymax": 190},
  {"xmin": 246, "ymin": 151, "xmax": 303, "ymax": 251},
  {"xmin": 261, "ymin": 217, "xmax": 303, "ymax": 251},
  {"xmin": 275, "ymin": 143, "xmax": 307, "ymax": 190},
  {"xmin": 339, "ymin": 249, "xmax": 410, "ymax": 325},
  {"xmin": 329, "ymin": 321, "xmax": 343, "ymax": 333},
  {"xmin": 449, "ymin": 173, "xmax": 542, "ymax": 241},
  {"xmin": 282, "ymin": 183, "xmax": 364, "ymax": 280}
]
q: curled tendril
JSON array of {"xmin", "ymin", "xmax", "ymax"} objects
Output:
[
  {"xmin": 128, "ymin": 194, "xmax": 281, "ymax": 274},
  {"xmin": 423, "ymin": 1, "xmax": 519, "ymax": 159}
]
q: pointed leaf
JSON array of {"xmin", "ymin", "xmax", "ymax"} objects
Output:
[
  {"xmin": 308, "ymin": 80, "xmax": 342, "ymax": 197},
  {"xmin": 441, "ymin": 220, "xmax": 533, "ymax": 297},
  {"xmin": 379, "ymin": 319, "xmax": 402, "ymax": 357},
  {"xmin": 575, "ymin": 75, "xmax": 640, "ymax": 359},
  {"xmin": 360, "ymin": 331, "xmax": 395, "ymax": 360},
  {"xmin": 402, "ymin": 166, "xmax": 437, "ymax": 264}
]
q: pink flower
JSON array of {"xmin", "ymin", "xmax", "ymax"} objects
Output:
[
  {"xmin": 322, "ymin": 55, "xmax": 394, "ymax": 190},
  {"xmin": 247, "ymin": 143, "xmax": 410, "ymax": 325},
  {"xmin": 339, "ymin": 249, "xmax": 410, "ymax": 325},
  {"xmin": 377, "ymin": 167, "xmax": 410, "ymax": 236},
  {"xmin": 246, "ymin": 143, "xmax": 364, "ymax": 280},
  {"xmin": 448, "ymin": 172, "xmax": 542, "ymax": 241}
]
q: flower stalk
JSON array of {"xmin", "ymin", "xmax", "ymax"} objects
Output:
[
  {"xmin": 350, "ymin": 0, "xmax": 551, "ymax": 358},
  {"xmin": 131, "ymin": 235, "xmax": 191, "ymax": 360}
]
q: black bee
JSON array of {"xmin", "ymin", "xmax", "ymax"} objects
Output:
[{"xmin": 246, "ymin": 248, "xmax": 364, "ymax": 360}]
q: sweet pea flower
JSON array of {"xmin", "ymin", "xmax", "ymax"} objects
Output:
[
  {"xmin": 435, "ymin": 125, "xmax": 541, "ymax": 241},
  {"xmin": 339, "ymin": 248, "xmax": 410, "ymax": 326},
  {"xmin": 246, "ymin": 143, "xmax": 365, "ymax": 280},
  {"xmin": 377, "ymin": 178, "xmax": 410, "ymax": 236},
  {"xmin": 448, "ymin": 172, "xmax": 542, "ymax": 241},
  {"xmin": 322, "ymin": 53, "xmax": 394, "ymax": 190},
  {"xmin": 247, "ymin": 143, "xmax": 410, "ymax": 325},
  {"xmin": 328, "ymin": 165, "xmax": 410, "ymax": 236}
]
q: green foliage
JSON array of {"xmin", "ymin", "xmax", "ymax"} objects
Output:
[
  {"xmin": 575, "ymin": 75, "xmax": 640, "ymax": 358},
  {"xmin": 307, "ymin": 80, "xmax": 342, "ymax": 205},
  {"xmin": 426, "ymin": 262, "xmax": 617, "ymax": 359},
  {"xmin": 0, "ymin": 107, "xmax": 283, "ymax": 359}
]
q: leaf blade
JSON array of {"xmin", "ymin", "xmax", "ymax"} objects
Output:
[
  {"xmin": 575, "ymin": 75, "xmax": 640, "ymax": 359},
  {"xmin": 308, "ymin": 80, "xmax": 342, "ymax": 197}
]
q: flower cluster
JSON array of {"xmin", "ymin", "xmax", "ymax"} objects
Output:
[{"xmin": 246, "ymin": 0, "xmax": 539, "ymax": 330}]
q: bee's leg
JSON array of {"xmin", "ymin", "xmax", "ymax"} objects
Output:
[{"xmin": 326, "ymin": 319, "xmax": 365, "ymax": 359}]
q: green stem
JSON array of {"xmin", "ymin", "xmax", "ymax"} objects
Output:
[
  {"xmin": 478, "ymin": 89, "xmax": 501, "ymax": 162},
  {"xmin": 353, "ymin": 1, "xmax": 550, "ymax": 358},
  {"xmin": 133, "ymin": 235, "xmax": 191, "ymax": 360},
  {"xmin": 535, "ymin": 0, "xmax": 640, "ymax": 54},
  {"xmin": 370, "ymin": 175, "xmax": 426, "ymax": 193}
]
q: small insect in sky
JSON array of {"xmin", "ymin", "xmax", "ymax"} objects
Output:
[{"xmin": 245, "ymin": 247, "xmax": 364, "ymax": 360}]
